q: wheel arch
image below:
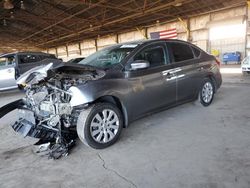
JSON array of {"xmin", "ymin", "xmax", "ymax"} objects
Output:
[
  {"xmin": 206, "ymin": 74, "xmax": 218, "ymax": 92},
  {"xmin": 93, "ymin": 95, "xmax": 128, "ymax": 128}
]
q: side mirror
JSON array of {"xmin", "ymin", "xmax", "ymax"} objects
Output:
[{"xmin": 130, "ymin": 60, "xmax": 150, "ymax": 70}]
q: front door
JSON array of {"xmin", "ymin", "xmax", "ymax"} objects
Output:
[
  {"xmin": 125, "ymin": 42, "xmax": 177, "ymax": 119},
  {"xmin": 0, "ymin": 56, "xmax": 17, "ymax": 90}
]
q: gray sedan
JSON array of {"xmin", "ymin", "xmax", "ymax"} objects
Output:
[{"xmin": 0, "ymin": 39, "xmax": 221, "ymax": 158}]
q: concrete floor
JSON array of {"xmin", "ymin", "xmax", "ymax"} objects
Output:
[{"xmin": 1, "ymin": 72, "xmax": 250, "ymax": 188}]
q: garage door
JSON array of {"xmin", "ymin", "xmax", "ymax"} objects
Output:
[{"xmin": 208, "ymin": 16, "xmax": 246, "ymax": 63}]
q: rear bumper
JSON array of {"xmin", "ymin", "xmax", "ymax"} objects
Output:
[
  {"xmin": 217, "ymin": 73, "xmax": 222, "ymax": 89},
  {"xmin": 214, "ymin": 70, "xmax": 222, "ymax": 91},
  {"xmin": 242, "ymin": 66, "xmax": 250, "ymax": 72}
]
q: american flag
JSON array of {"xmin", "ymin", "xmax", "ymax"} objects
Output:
[{"xmin": 150, "ymin": 28, "xmax": 178, "ymax": 39}]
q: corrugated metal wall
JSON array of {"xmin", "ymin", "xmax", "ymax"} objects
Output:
[
  {"xmin": 246, "ymin": 6, "xmax": 250, "ymax": 56},
  {"xmin": 118, "ymin": 30, "xmax": 146, "ymax": 43},
  {"xmin": 46, "ymin": 6, "xmax": 247, "ymax": 62}
]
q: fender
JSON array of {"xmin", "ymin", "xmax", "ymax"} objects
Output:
[
  {"xmin": 69, "ymin": 79, "xmax": 130, "ymax": 126},
  {"xmin": 69, "ymin": 79, "xmax": 129, "ymax": 107}
]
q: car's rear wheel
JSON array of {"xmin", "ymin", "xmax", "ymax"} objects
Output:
[
  {"xmin": 77, "ymin": 103, "xmax": 123, "ymax": 149},
  {"xmin": 199, "ymin": 78, "xmax": 215, "ymax": 107}
]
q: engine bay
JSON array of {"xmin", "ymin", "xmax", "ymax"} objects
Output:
[{"xmin": 10, "ymin": 64, "xmax": 106, "ymax": 159}]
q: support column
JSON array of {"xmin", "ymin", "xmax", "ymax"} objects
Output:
[
  {"xmin": 66, "ymin": 45, "xmax": 69, "ymax": 57},
  {"xmin": 95, "ymin": 39, "xmax": 98, "ymax": 51},
  {"xmin": 246, "ymin": 3, "xmax": 250, "ymax": 57},
  {"xmin": 55, "ymin": 48, "xmax": 58, "ymax": 57},
  {"xmin": 79, "ymin": 43, "xmax": 82, "ymax": 56}
]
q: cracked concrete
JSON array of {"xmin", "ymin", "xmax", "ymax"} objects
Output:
[
  {"xmin": 1, "ymin": 73, "xmax": 250, "ymax": 187},
  {"xmin": 97, "ymin": 153, "xmax": 137, "ymax": 188}
]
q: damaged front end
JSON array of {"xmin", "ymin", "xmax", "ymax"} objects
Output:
[{"xmin": 0, "ymin": 63, "xmax": 105, "ymax": 159}]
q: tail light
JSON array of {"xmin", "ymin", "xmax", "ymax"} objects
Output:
[{"xmin": 215, "ymin": 58, "xmax": 221, "ymax": 67}]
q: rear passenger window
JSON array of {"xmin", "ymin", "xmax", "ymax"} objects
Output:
[
  {"xmin": 39, "ymin": 55, "xmax": 49, "ymax": 60},
  {"xmin": 191, "ymin": 46, "xmax": 201, "ymax": 58},
  {"xmin": 39, "ymin": 55, "xmax": 56, "ymax": 60},
  {"xmin": 49, "ymin": 54, "xmax": 57, "ymax": 59},
  {"xmin": 168, "ymin": 42, "xmax": 194, "ymax": 62},
  {"xmin": 39, "ymin": 55, "xmax": 46, "ymax": 60},
  {"xmin": 19, "ymin": 55, "xmax": 40, "ymax": 64}
]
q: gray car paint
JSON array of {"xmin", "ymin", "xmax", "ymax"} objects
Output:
[
  {"xmin": 70, "ymin": 39, "xmax": 222, "ymax": 126},
  {"xmin": 0, "ymin": 40, "xmax": 222, "ymax": 128}
]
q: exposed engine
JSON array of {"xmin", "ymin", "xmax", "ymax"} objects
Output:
[{"xmin": 11, "ymin": 63, "xmax": 105, "ymax": 159}]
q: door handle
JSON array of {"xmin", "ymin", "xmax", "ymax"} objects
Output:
[
  {"xmin": 164, "ymin": 72, "xmax": 177, "ymax": 81},
  {"xmin": 165, "ymin": 72, "xmax": 173, "ymax": 79},
  {"xmin": 162, "ymin": 68, "xmax": 182, "ymax": 76},
  {"xmin": 198, "ymin": 67, "xmax": 204, "ymax": 71}
]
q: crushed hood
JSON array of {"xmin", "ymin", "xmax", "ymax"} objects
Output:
[{"xmin": 17, "ymin": 62, "xmax": 105, "ymax": 86}]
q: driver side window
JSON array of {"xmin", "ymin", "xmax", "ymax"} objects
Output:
[{"xmin": 134, "ymin": 45, "xmax": 167, "ymax": 68}]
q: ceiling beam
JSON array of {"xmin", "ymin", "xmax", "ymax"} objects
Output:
[
  {"xmin": 36, "ymin": 0, "xmax": 192, "ymax": 46},
  {"xmin": 15, "ymin": 0, "xmax": 107, "ymax": 43}
]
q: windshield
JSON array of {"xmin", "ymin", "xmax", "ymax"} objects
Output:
[{"xmin": 78, "ymin": 44, "xmax": 138, "ymax": 68}]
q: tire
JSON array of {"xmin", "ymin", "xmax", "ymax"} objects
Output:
[
  {"xmin": 77, "ymin": 103, "xmax": 123, "ymax": 149},
  {"xmin": 242, "ymin": 71, "xmax": 250, "ymax": 75},
  {"xmin": 199, "ymin": 78, "xmax": 215, "ymax": 107}
]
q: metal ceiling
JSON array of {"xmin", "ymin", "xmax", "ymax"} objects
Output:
[{"xmin": 0, "ymin": 0, "xmax": 246, "ymax": 52}]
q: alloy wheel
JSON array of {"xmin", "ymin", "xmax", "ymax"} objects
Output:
[
  {"xmin": 201, "ymin": 82, "xmax": 213, "ymax": 103},
  {"xmin": 90, "ymin": 109, "xmax": 119, "ymax": 143}
]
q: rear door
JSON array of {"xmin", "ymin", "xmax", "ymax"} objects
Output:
[
  {"xmin": 0, "ymin": 56, "xmax": 17, "ymax": 90},
  {"xmin": 167, "ymin": 41, "xmax": 201, "ymax": 102}
]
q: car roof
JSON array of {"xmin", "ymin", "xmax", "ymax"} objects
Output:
[
  {"xmin": 109, "ymin": 38, "xmax": 192, "ymax": 47},
  {"xmin": 0, "ymin": 51, "xmax": 54, "ymax": 58}
]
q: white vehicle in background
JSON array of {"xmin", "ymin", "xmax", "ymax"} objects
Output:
[
  {"xmin": 241, "ymin": 56, "xmax": 250, "ymax": 74},
  {"xmin": 0, "ymin": 52, "xmax": 60, "ymax": 91}
]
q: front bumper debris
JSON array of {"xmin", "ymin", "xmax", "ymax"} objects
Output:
[
  {"xmin": 12, "ymin": 119, "xmax": 57, "ymax": 139},
  {"xmin": 0, "ymin": 99, "xmax": 24, "ymax": 119}
]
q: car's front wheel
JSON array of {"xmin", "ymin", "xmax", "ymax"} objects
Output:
[
  {"xmin": 199, "ymin": 78, "xmax": 215, "ymax": 107},
  {"xmin": 77, "ymin": 103, "xmax": 123, "ymax": 149}
]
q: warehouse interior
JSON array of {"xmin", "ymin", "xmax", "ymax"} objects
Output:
[
  {"xmin": 0, "ymin": 0, "xmax": 248, "ymax": 62},
  {"xmin": 1, "ymin": 0, "xmax": 250, "ymax": 188}
]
